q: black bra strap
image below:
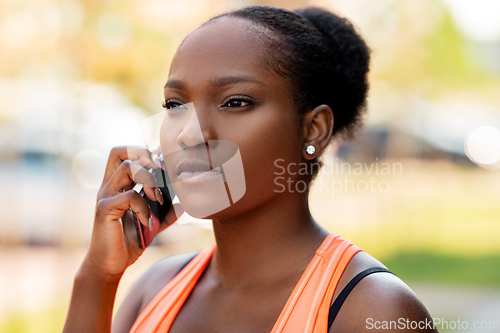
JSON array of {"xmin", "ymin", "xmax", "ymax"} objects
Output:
[{"xmin": 327, "ymin": 267, "xmax": 394, "ymax": 331}]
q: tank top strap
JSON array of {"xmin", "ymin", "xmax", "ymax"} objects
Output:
[
  {"xmin": 129, "ymin": 243, "xmax": 216, "ymax": 333},
  {"xmin": 271, "ymin": 233, "xmax": 362, "ymax": 333}
]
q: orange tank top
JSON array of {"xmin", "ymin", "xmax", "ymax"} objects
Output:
[{"xmin": 129, "ymin": 233, "xmax": 362, "ymax": 333}]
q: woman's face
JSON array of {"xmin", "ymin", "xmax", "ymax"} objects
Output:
[{"xmin": 160, "ymin": 17, "xmax": 304, "ymax": 220}]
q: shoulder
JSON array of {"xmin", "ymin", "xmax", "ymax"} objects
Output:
[
  {"xmin": 138, "ymin": 249, "xmax": 200, "ymax": 309},
  {"xmin": 111, "ymin": 249, "xmax": 200, "ymax": 333},
  {"xmin": 329, "ymin": 251, "xmax": 438, "ymax": 333}
]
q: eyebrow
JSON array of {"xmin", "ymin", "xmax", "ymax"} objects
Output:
[{"xmin": 164, "ymin": 75, "xmax": 266, "ymax": 90}]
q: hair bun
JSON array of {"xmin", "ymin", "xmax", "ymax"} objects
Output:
[
  {"xmin": 295, "ymin": 6, "xmax": 370, "ymax": 138},
  {"xmin": 295, "ymin": 7, "xmax": 370, "ymax": 73}
]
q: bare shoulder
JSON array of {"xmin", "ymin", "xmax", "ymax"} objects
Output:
[
  {"xmin": 138, "ymin": 250, "xmax": 200, "ymax": 311},
  {"xmin": 329, "ymin": 251, "xmax": 438, "ymax": 333},
  {"xmin": 111, "ymin": 249, "xmax": 200, "ymax": 333}
]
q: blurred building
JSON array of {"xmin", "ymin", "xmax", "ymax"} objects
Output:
[
  {"xmin": 0, "ymin": 79, "xmax": 146, "ymax": 246},
  {"xmin": 339, "ymin": 99, "xmax": 500, "ymax": 168}
]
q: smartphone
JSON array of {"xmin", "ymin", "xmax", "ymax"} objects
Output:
[{"xmin": 132, "ymin": 164, "xmax": 173, "ymax": 249}]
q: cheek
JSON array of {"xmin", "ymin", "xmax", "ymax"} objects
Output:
[
  {"xmin": 159, "ymin": 118, "xmax": 180, "ymax": 193},
  {"xmin": 159, "ymin": 117, "xmax": 180, "ymax": 156},
  {"xmin": 204, "ymin": 113, "xmax": 301, "ymax": 220},
  {"xmin": 235, "ymin": 107, "xmax": 302, "ymax": 192},
  {"xmin": 249, "ymin": 108, "xmax": 300, "ymax": 161}
]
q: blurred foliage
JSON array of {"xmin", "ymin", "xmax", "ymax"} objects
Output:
[
  {"xmin": 1, "ymin": 0, "xmax": 500, "ymax": 116},
  {"xmin": 0, "ymin": 307, "xmax": 66, "ymax": 333},
  {"xmin": 384, "ymin": 252, "xmax": 500, "ymax": 287},
  {"xmin": 369, "ymin": 1, "xmax": 500, "ymax": 98},
  {"xmin": 313, "ymin": 162, "xmax": 500, "ymax": 258}
]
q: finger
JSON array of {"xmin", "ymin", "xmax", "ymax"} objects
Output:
[
  {"xmin": 96, "ymin": 190, "xmax": 152, "ymax": 228},
  {"xmin": 122, "ymin": 181, "xmax": 136, "ymax": 192},
  {"xmin": 100, "ymin": 160, "xmax": 159, "ymax": 203},
  {"xmin": 158, "ymin": 203, "xmax": 184, "ymax": 233},
  {"xmin": 151, "ymin": 146, "xmax": 162, "ymax": 155},
  {"xmin": 101, "ymin": 146, "xmax": 158, "ymax": 189}
]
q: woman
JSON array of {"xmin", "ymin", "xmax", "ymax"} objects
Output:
[{"xmin": 63, "ymin": 6, "xmax": 438, "ymax": 333}]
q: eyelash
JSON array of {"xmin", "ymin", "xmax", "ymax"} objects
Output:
[
  {"xmin": 161, "ymin": 96, "xmax": 253, "ymax": 110},
  {"xmin": 162, "ymin": 100, "xmax": 184, "ymax": 110},
  {"xmin": 220, "ymin": 96, "xmax": 253, "ymax": 109}
]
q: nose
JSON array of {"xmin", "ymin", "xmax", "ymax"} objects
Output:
[{"xmin": 177, "ymin": 103, "xmax": 212, "ymax": 149}]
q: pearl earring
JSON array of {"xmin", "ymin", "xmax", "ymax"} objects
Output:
[{"xmin": 306, "ymin": 145, "xmax": 316, "ymax": 155}]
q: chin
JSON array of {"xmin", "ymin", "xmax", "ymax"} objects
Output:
[
  {"xmin": 171, "ymin": 167, "xmax": 248, "ymax": 219},
  {"xmin": 173, "ymin": 185, "xmax": 232, "ymax": 219}
]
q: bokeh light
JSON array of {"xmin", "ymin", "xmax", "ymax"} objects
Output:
[
  {"xmin": 465, "ymin": 126, "xmax": 500, "ymax": 169},
  {"xmin": 71, "ymin": 149, "xmax": 107, "ymax": 189}
]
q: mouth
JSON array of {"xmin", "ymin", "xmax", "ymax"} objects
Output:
[{"xmin": 175, "ymin": 159, "xmax": 223, "ymax": 183}]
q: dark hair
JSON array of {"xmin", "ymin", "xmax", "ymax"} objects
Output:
[{"xmin": 204, "ymin": 6, "xmax": 370, "ymax": 177}]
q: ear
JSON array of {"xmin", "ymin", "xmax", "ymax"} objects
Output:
[{"xmin": 302, "ymin": 104, "xmax": 334, "ymax": 160}]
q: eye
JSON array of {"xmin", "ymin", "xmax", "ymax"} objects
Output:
[
  {"xmin": 221, "ymin": 96, "xmax": 253, "ymax": 109},
  {"xmin": 162, "ymin": 100, "xmax": 187, "ymax": 111}
]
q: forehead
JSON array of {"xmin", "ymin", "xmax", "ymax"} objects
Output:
[{"xmin": 169, "ymin": 17, "xmax": 278, "ymax": 83}]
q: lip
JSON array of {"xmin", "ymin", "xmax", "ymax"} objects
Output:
[
  {"xmin": 175, "ymin": 159, "xmax": 223, "ymax": 183},
  {"xmin": 177, "ymin": 170, "xmax": 223, "ymax": 183}
]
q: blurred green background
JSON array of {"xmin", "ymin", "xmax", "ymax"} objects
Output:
[{"xmin": 1, "ymin": 0, "xmax": 500, "ymax": 332}]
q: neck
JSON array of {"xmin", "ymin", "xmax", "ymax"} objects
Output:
[{"xmin": 209, "ymin": 190, "xmax": 329, "ymax": 290}]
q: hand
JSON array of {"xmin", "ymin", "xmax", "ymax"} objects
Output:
[{"xmin": 82, "ymin": 146, "xmax": 177, "ymax": 279}]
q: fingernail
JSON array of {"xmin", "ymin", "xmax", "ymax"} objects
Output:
[
  {"xmin": 152, "ymin": 153, "xmax": 164, "ymax": 170},
  {"xmin": 149, "ymin": 215, "xmax": 154, "ymax": 231},
  {"xmin": 155, "ymin": 187, "xmax": 164, "ymax": 205},
  {"xmin": 158, "ymin": 154, "xmax": 166, "ymax": 170}
]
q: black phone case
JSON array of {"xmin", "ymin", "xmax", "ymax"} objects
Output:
[
  {"xmin": 134, "ymin": 167, "xmax": 173, "ymax": 249},
  {"xmin": 146, "ymin": 167, "xmax": 173, "ymax": 221}
]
